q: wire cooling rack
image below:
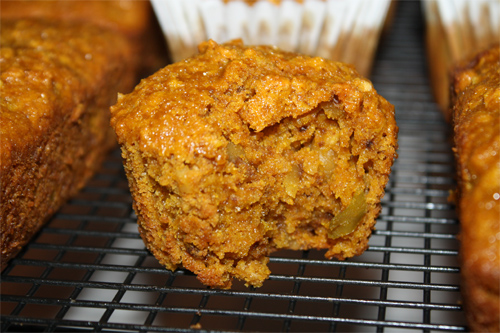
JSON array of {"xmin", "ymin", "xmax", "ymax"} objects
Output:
[{"xmin": 0, "ymin": 1, "xmax": 468, "ymax": 331}]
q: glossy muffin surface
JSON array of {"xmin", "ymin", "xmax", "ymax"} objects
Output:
[{"xmin": 111, "ymin": 40, "xmax": 398, "ymax": 288}]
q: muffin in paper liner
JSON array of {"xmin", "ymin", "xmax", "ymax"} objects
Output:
[
  {"xmin": 422, "ymin": 0, "xmax": 500, "ymax": 116},
  {"xmin": 152, "ymin": 0, "xmax": 393, "ymax": 77}
]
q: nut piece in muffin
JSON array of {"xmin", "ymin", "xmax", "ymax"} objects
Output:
[
  {"xmin": 451, "ymin": 44, "xmax": 500, "ymax": 333},
  {"xmin": 111, "ymin": 40, "xmax": 398, "ymax": 288}
]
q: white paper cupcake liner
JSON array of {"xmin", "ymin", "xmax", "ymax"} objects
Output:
[
  {"xmin": 422, "ymin": 0, "xmax": 500, "ymax": 112},
  {"xmin": 152, "ymin": 0, "xmax": 392, "ymax": 76},
  {"xmin": 423, "ymin": 0, "xmax": 500, "ymax": 63}
]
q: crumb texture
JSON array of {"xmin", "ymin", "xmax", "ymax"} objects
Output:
[{"xmin": 111, "ymin": 40, "xmax": 398, "ymax": 288}]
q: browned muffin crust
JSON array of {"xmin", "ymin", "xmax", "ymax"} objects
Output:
[
  {"xmin": 0, "ymin": 19, "xmax": 137, "ymax": 268},
  {"xmin": 111, "ymin": 40, "xmax": 398, "ymax": 288},
  {"xmin": 451, "ymin": 45, "xmax": 500, "ymax": 332},
  {"xmin": 0, "ymin": 0, "xmax": 151, "ymax": 36},
  {"xmin": 0, "ymin": 0, "xmax": 168, "ymax": 78}
]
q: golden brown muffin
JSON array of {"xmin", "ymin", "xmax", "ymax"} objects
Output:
[
  {"xmin": 0, "ymin": 0, "xmax": 168, "ymax": 78},
  {"xmin": 0, "ymin": 0, "xmax": 151, "ymax": 36},
  {"xmin": 451, "ymin": 45, "xmax": 500, "ymax": 333},
  {"xmin": 111, "ymin": 40, "xmax": 398, "ymax": 288},
  {"xmin": 0, "ymin": 19, "xmax": 137, "ymax": 269}
]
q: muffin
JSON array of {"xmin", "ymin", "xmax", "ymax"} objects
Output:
[
  {"xmin": 0, "ymin": 19, "xmax": 137, "ymax": 268},
  {"xmin": 451, "ymin": 45, "xmax": 500, "ymax": 333},
  {"xmin": 422, "ymin": 0, "xmax": 500, "ymax": 118},
  {"xmin": 0, "ymin": 0, "xmax": 168, "ymax": 78},
  {"xmin": 151, "ymin": 0, "xmax": 395, "ymax": 77},
  {"xmin": 111, "ymin": 40, "xmax": 398, "ymax": 288},
  {"xmin": 0, "ymin": 0, "xmax": 151, "ymax": 36}
]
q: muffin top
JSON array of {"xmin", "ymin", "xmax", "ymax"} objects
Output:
[
  {"xmin": 0, "ymin": 19, "xmax": 133, "ymax": 172},
  {"xmin": 111, "ymin": 39, "xmax": 390, "ymax": 161},
  {"xmin": 0, "ymin": 0, "xmax": 151, "ymax": 37},
  {"xmin": 452, "ymin": 44, "xmax": 500, "ymax": 188}
]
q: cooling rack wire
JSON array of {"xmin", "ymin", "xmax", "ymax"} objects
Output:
[{"xmin": 0, "ymin": 1, "xmax": 467, "ymax": 332}]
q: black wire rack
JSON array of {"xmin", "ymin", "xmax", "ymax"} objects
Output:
[{"xmin": 0, "ymin": 1, "xmax": 468, "ymax": 332}]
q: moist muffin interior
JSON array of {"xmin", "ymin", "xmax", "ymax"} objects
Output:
[{"xmin": 111, "ymin": 39, "xmax": 398, "ymax": 288}]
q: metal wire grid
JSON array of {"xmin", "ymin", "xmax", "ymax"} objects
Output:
[{"xmin": 0, "ymin": 1, "xmax": 468, "ymax": 331}]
